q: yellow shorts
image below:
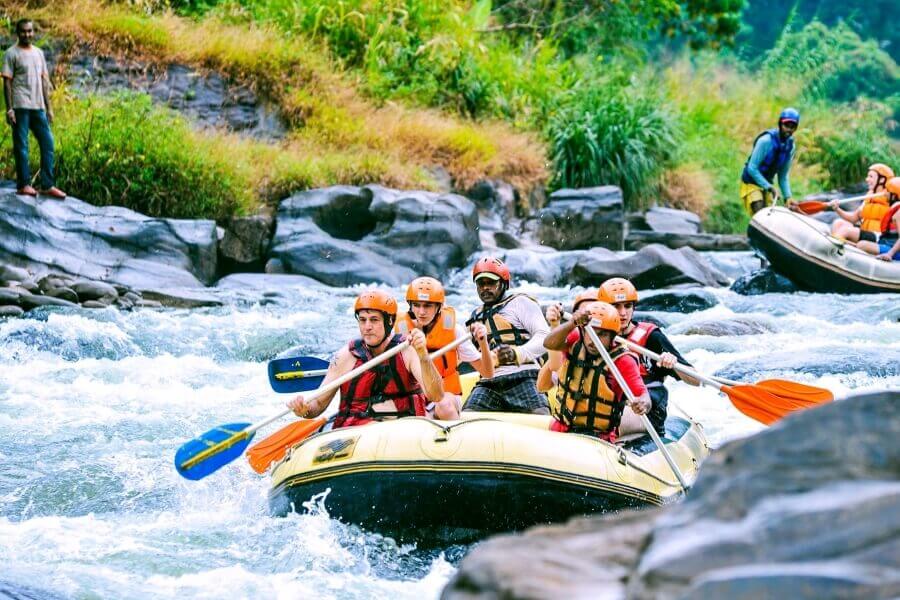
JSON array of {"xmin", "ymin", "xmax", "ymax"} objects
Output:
[{"xmin": 740, "ymin": 181, "xmax": 774, "ymax": 216}]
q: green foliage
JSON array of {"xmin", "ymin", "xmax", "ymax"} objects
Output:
[
  {"xmin": 547, "ymin": 87, "xmax": 678, "ymax": 205},
  {"xmin": 2, "ymin": 91, "xmax": 254, "ymax": 219},
  {"xmin": 809, "ymin": 110, "xmax": 900, "ymax": 190},
  {"xmin": 763, "ymin": 21, "xmax": 900, "ymax": 103}
]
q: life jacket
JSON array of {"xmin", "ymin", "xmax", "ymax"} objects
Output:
[
  {"xmin": 881, "ymin": 203, "xmax": 900, "ymax": 238},
  {"xmin": 336, "ymin": 334, "xmax": 427, "ymax": 428},
  {"xmin": 466, "ymin": 293, "xmax": 534, "ymax": 350},
  {"xmin": 554, "ymin": 338, "xmax": 631, "ymax": 434},
  {"xmin": 625, "ymin": 321, "xmax": 658, "ymax": 379},
  {"xmin": 395, "ymin": 307, "xmax": 461, "ymax": 394},
  {"xmin": 860, "ymin": 196, "xmax": 891, "ymax": 234},
  {"xmin": 741, "ymin": 129, "xmax": 794, "ymax": 185}
]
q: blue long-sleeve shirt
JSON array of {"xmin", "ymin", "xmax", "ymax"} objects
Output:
[{"xmin": 745, "ymin": 133, "xmax": 795, "ymax": 199}]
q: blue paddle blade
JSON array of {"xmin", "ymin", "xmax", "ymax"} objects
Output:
[
  {"xmin": 268, "ymin": 356, "xmax": 329, "ymax": 393},
  {"xmin": 175, "ymin": 422, "xmax": 254, "ymax": 480}
]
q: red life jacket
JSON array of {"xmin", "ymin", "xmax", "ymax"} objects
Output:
[
  {"xmin": 881, "ymin": 203, "xmax": 900, "ymax": 237},
  {"xmin": 626, "ymin": 321, "xmax": 658, "ymax": 378},
  {"xmin": 336, "ymin": 334, "xmax": 427, "ymax": 429}
]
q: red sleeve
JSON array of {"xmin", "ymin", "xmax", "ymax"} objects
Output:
[
  {"xmin": 610, "ymin": 354, "xmax": 646, "ymax": 397},
  {"xmin": 563, "ymin": 329, "xmax": 582, "ymax": 358}
]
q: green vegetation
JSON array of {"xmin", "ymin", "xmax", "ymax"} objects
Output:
[{"xmin": 0, "ymin": 0, "xmax": 896, "ymax": 234}]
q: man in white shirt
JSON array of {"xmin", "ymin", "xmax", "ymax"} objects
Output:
[
  {"xmin": 2, "ymin": 19, "xmax": 65, "ymax": 199},
  {"xmin": 464, "ymin": 256, "xmax": 550, "ymax": 414}
]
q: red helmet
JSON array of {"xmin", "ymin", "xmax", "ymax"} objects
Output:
[
  {"xmin": 354, "ymin": 289, "xmax": 398, "ymax": 317},
  {"xmin": 472, "ymin": 256, "xmax": 511, "ymax": 283},
  {"xmin": 597, "ymin": 278, "xmax": 638, "ymax": 304},
  {"xmin": 406, "ymin": 277, "xmax": 445, "ymax": 304}
]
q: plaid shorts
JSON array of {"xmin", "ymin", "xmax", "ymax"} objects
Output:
[{"xmin": 463, "ymin": 370, "xmax": 549, "ymax": 414}]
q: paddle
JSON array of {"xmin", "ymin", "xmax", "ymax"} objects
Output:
[
  {"xmin": 267, "ymin": 356, "xmax": 329, "ymax": 393},
  {"xmin": 797, "ymin": 192, "xmax": 886, "ymax": 216},
  {"xmin": 616, "ymin": 337, "xmax": 832, "ymax": 424},
  {"xmin": 174, "ymin": 340, "xmax": 410, "ymax": 480},
  {"xmin": 583, "ymin": 325, "xmax": 690, "ymax": 490},
  {"xmin": 247, "ymin": 335, "xmax": 475, "ymax": 474},
  {"xmin": 710, "ymin": 375, "xmax": 833, "ymax": 406}
]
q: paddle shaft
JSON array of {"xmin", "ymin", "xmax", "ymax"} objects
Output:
[
  {"xmin": 616, "ymin": 337, "xmax": 723, "ymax": 390},
  {"xmin": 829, "ymin": 192, "xmax": 886, "ymax": 206},
  {"xmin": 250, "ymin": 340, "xmax": 411, "ymax": 436},
  {"xmin": 584, "ymin": 327, "xmax": 690, "ymax": 490}
]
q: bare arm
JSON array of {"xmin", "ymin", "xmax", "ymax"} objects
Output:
[
  {"xmin": 41, "ymin": 71, "xmax": 51, "ymax": 118},
  {"xmin": 295, "ymin": 347, "xmax": 353, "ymax": 417},
  {"xmin": 834, "ymin": 206, "xmax": 860, "ymax": 222},
  {"xmin": 536, "ymin": 349, "xmax": 563, "ymax": 392},
  {"xmin": 544, "ymin": 319, "xmax": 577, "ymax": 351},
  {"xmin": 405, "ymin": 345, "xmax": 444, "ymax": 403}
]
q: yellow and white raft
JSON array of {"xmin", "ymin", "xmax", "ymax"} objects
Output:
[{"xmin": 269, "ymin": 375, "xmax": 710, "ymax": 545}]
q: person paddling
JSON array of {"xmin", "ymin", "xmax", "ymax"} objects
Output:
[
  {"xmin": 464, "ymin": 256, "xmax": 550, "ymax": 414},
  {"xmin": 858, "ymin": 176, "xmax": 900, "ymax": 262},
  {"xmin": 740, "ymin": 108, "xmax": 799, "ymax": 215},
  {"xmin": 396, "ymin": 276, "xmax": 492, "ymax": 420},
  {"xmin": 598, "ymin": 278, "xmax": 699, "ymax": 436},
  {"xmin": 543, "ymin": 301, "xmax": 650, "ymax": 442},
  {"xmin": 538, "ymin": 289, "xmax": 598, "ymax": 392},
  {"xmin": 830, "ymin": 163, "xmax": 894, "ymax": 244},
  {"xmin": 287, "ymin": 289, "xmax": 443, "ymax": 428}
]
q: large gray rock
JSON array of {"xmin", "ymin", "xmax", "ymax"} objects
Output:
[
  {"xmin": 219, "ymin": 212, "xmax": 275, "ymax": 271},
  {"xmin": 639, "ymin": 289, "xmax": 719, "ymax": 313},
  {"xmin": 0, "ymin": 186, "xmax": 218, "ymax": 289},
  {"xmin": 443, "ymin": 390, "xmax": 900, "ymax": 600},
  {"xmin": 644, "ymin": 206, "xmax": 702, "ymax": 234},
  {"xmin": 270, "ymin": 185, "xmax": 479, "ymax": 285},
  {"xmin": 626, "ymin": 231, "xmax": 750, "ymax": 252},
  {"xmin": 572, "ymin": 245, "xmax": 730, "ymax": 289},
  {"xmin": 731, "ymin": 268, "xmax": 799, "ymax": 295},
  {"xmin": 500, "ymin": 248, "xmax": 595, "ymax": 287},
  {"xmin": 535, "ymin": 186, "xmax": 624, "ymax": 251}
]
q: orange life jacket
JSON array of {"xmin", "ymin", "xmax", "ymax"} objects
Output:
[
  {"xmin": 336, "ymin": 334, "xmax": 426, "ymax": 428},
  {"xmin": 396, "ymin": 307, "xmax": 461, "ymax": 394},
  {"xmin": 555, "ymin": 339, "xmax": 631, "ymax": 434},
  {"xmin": 859, "ymin": 196, "xmax": 890, "ymax": 233}
]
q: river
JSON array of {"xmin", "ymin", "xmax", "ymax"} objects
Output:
[{"xmin": 2, "ymin": 255, "xmax": 898, "ymax": 599}]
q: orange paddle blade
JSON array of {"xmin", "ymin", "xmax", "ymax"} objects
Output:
[
  {"xmin": 723, "ymin": 384, "xmax": 811, "ymax": 426},
  {"xmin": 797, "ymin": 201, "xmax": 829, "ymax": 215},
  {"xmin": 753, "ymin": 379, "xmax": 834, "ymax": 406},
  {"xmin": 247, "ymin": 417, "xmax": 327, "ymax": 474}
]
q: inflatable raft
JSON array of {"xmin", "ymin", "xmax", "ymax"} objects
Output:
[
  {"xmin": 269, "ymin": 409, "xmax": 709, "ymax": 545},
  {"xmin": 748, "ymin": 206, "xmax": 900, "ymax": 293}
]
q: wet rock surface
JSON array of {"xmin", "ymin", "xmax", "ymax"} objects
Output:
[
  {"xmin": 533, "ymin": 186, "xmax": 624, "ymax": 251},
  {"xmin": 638, "ymin": 290, "xmax": 719, "ymax": 313},
  {"xmin": 731, "ymin": 268, "xmax": 799, "ymax": 295},
  {"xmin": 443, "ymin": 390, "xmax": 900, "ymax": 600}
]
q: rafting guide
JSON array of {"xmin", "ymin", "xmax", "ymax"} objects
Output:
[{"xmin": 740, "ymin": 107, "xmax": 799, "ymax": 216}]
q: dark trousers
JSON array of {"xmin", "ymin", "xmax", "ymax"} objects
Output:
[
  {"xmin": 12, "ymin": 108, "xmax": 55, "ymax": 189},
  {"xmin": 647, "ymin": 385, "xmax": 669, "ymax": 436}
]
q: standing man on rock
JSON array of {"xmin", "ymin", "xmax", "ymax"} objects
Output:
[
  {"xmin": 464, "ymin": 256, "xmax": 550, "ymax": 414},
  {"xmin": 740, "ymin": 108, "xmax": 799, "ymax": 216},
  {"xmin": 3, "ymin": 18, "xmax": 65, "ymax": 199}
]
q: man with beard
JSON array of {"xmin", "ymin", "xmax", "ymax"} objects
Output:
[
  {"xmin": 463, "ymin": 256, "xmax": 550, "ymax": 414},
  {"xmin": 740, "ymin": 107, "xmax": 799, "ymax": 216}
]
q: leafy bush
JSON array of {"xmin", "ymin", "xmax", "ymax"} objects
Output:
[
  {"xmin": 547, "ymin": 88, "xmax": 678, "ymax": 205},
  {"xmin": 763, "ymin": 21, "xmax": 900, "ymax": 103},
  {"xmin": 808, "ymin": 109, "xmax": 900, "ymax": 189}
]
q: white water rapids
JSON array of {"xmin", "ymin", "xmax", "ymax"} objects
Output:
[{"xmin": 1, "ymin": 257, "xmax": 898, "ymax": 598}]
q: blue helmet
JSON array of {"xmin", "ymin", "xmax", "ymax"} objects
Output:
[{"xmin": 779, "ymin": 107, "xmax": 800, "ymax": 125}]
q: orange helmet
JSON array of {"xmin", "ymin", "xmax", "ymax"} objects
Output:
[
  {"xmin": 869, "ymin": 163, "xmax": 895, "ymax": 191},
  {"xmin": 406, "ymin": 276, "xmax": 445, "ymax": 304},
  {"xmin": 887, "ymin": 177, "xmax": 900, "ymax": 198},
  {"xmin": 354, "ymin": 289, "xmax": 398, "ymax": 317},
  {"xmin": 572, "ymin": 288, "xmax": 598, "ymax": 312},
  {"xmin": 472, "ymin": 256, "xmax": 511, "ymax": 283},
  {"xmin": 585, "ymin": 302, "xmax": 621, "ymax": 334},
  {"xmin": 597, "ymin": 278, "xmax": 638, "ymax": 304}
]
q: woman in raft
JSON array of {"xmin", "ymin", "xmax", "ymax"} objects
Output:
[
  {"xmin": 830, "ymin": 163, "xmax": 894, "ymax": 243},
  {"xmin": 857, "ymin": 176, "xmax": 900, "ymax": 262}
]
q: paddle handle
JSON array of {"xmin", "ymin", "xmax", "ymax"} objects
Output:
[
  {"xmin": 585, "ymin": 327, "xmax": 690, "ymax": 491},
  {"xmin": 615, "ymin": 337, "xmax": 724, "ymax": 391},
  {"xmin": 247, "ymin": 340, "xmax": 411, "ymax": 435}
]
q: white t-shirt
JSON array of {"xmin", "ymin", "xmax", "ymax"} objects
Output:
[
  {"xmin": 473, "ymin": 294, "xmax": 550, "ymax": 378},
  {"xmin": 455, "ymin": 323, "xmax": 481, "ymax": 363}
]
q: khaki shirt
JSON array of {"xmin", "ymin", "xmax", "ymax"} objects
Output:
[{"xmin": 2, "ymin": 44, "xmax": 48, "ymax": 110}]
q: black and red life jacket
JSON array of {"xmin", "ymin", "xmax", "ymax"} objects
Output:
[{"xmin": 626, "ymin": 321, "xmax": 658, "ymax": 378}]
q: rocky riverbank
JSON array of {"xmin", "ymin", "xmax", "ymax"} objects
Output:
[{"xmin": 442, "ymin": 390, "xmax": 900, "ymax": 600}]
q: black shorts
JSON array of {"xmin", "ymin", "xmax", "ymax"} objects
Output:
[
  {"xmin": 859, "ymin": 230, "xmax": 878, "ymax": 243},
  {"xmin": 647, "ymin": 385, "xmax": 668, "ymax": 436},
  {"xmin": 463, "ymin": 371, "xmax": 549, "ymax": 414}
]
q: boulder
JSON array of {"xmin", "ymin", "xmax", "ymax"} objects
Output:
[
  {"xmin": 731, "ymin": 268, "xmax": 799, "ymax": 295},
  {"xmin": 0, "ymin": 263, "xmax": 30, "ymax": 284},
  {"xmin": 672, "ymin": 316, "xmax": 775, "ymax": 336},
  {"xmin": 81, "ymin": 300, "xmax": 110, "ymax": 309},
  {"xmin": 0, "ymin": 286, "xmax": 24, "ymax": 305},
  {"xmin": 443, "ymin": 390, "xmax": 900, "ymax": 600},
  {"xmin": 140, "ymin": 288, "xmax": 223, "ymax": 309},
  {"xmin": 219, "ymin": 211, "xmax": 275, "ymax": 271},
  {"xmin": 18, "ymin": 293, "xmax": 78, "ymax": 309},
  {"xmin": 500, "ymin": 249, "xmax": 595, "ymax": 287},
  {"xmin": 466, "ymin": 179, "xmax": 518, "ymax": 221},
  {"xmin": 534, "ymin": 186, "xmax": 624, "ymax": 251},
  {"xmin": 270, "ymin": 185, "xmax": 479, "ymax": 285},
  {"xmin": 625, "ymin": 231, "xmax": 750, "ymax": 252},
  {"xmin": 45, "ymin": 286, "xmax": 79, "ymax": 303},
  {"xmin": 71, "ymin": 280, "xmax": 119, "ymax": 302},
  {"xmin": 0, "ymin": 305, "xmax": 24, "ymax": 317},
  {"xmin": 572, "ymin": 244, "xmax": 729, "ymax": 289},
  {"xmin": 0, "ymin": 185, "xmax": 218, "ymax": 289},
  {"xmin": 638, "ymin": 290, "xmax": 718, "ymax": 313},
  {"xmin": 643, "ymin": 206, "xmax": 702, "ymax": 234}
]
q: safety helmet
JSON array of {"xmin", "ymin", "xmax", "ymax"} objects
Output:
[
  {"xmin": 597, "ymin": 277, "xmax": 638, "ymax": 304},
  {"xmin": 572, "ymin": 288, "xmax": 598, "ymax": 312},
  {"xmin": 472, "ymin": 256, "xmax": 511, "ymax": 283},
  {"xmin": 869, "ymin": 163, "xmax": 895, "ymax": 191},
  {"xmin": 585, "ymin": 302, "xmax": 621, "ymax": 334},
  {"xmin": 354, "ymin": 289, "xmax": 398, "ymax": 319},
  {"xmin": 778, "ymin": 107, "xmax": 800, "ymax": 126},
  {"xmin": 886, "ymin": 177, "xmax": 900, "ymax": 199},
  {"xmin": 405, "ymin": 276, "xmax": 445, "ymax": 305}
]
